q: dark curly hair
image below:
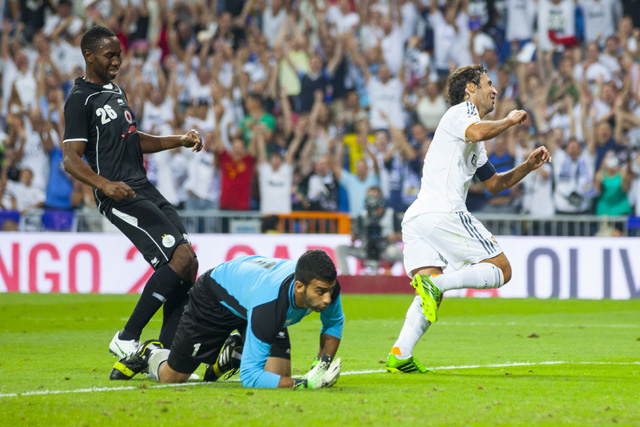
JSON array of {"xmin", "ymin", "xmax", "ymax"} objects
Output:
[
  {"xmin": 295, "ymin": 250, "xmax": 337, "ymax": 286},
  {"xmin": 81, "ymin": 25, "xmax": 116, "ymax": 54},
  {"xmin": 446, "ymin": 64, "xmax": 487, "ymax": 106}
]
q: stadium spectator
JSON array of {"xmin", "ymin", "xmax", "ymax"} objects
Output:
[
  {"xmin": 307, "ymin": 154, "xmax": 339, "ymax": 212},
  {"xmin": 110, "ymin": 250, "xmax": 344, "ymax": 389},
  {"xmin": 213, "ymin": 133, "xmax": 256, "ymax": 212},
  {"xmin": 416, "ymin": 80, "xmax": 447, "ymax": 134},
  {"xmin": 333, "ymin": 132, "xmax": 380, "ymax": 217},
  {"xmin": 335, "ymin": 186, "xmax": 403, "ymax": 275},
  {"xmin": 594, "ymin": 149, "xmax": 633, "ymax": 215},
  {"xmin": 578, "ymin": 0, "xmax": 621, "ymax": 46},
  {"xmin": 550, "ymin": 135, "xmax": 596, "ymax": 215},
  {"xmin": 482, "ymin": 135, "xmax": 518, "ymax": 213},
  {"xmin": 256, "ymin": 120, "xmax": 303, "ymax": 215},
  {"xmin": 427, "ymin": 0, "xmax": 471, "ymax": 79}
]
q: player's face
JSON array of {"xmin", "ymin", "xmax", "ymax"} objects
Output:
[
  {"xmin": 301, "ymin": 279, "xmax": 336, "ymax": 313},
  {"xmin": 87, "ymin": 36, "xmax": 122, "ymax": 84},
  {"xmin": 477, "ymin": 74, "xmax": 497, "ymax": 114}
]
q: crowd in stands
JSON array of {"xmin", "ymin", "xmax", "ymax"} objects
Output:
[{"xmin": 1, "ymin": 0, "xmax": 640, "ymax": 234}]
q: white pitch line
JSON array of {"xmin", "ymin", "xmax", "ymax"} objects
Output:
[
  {"xmin": 438, "ymin": 321, "xmax": 639, "ymax": 329},
  {"xmin": 1, "ymin": 361, "xmax": 638, "ymax": 398}
]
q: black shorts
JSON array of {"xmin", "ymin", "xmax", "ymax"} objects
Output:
[
  {"xmin": 102, "ymin": 182, "xmax": 189, "ymax": 269},
  {"xmin": 168, "ymin": 272, "xmax": 291, "ymax": 374}
]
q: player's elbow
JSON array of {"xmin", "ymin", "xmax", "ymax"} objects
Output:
[
  {"xmin": 239, "ymin": 368, "xmax": 265, "ymax": 389},
  {"xmin": 62, "ymin": 155, "xmax": 74, "ymax": 175}
]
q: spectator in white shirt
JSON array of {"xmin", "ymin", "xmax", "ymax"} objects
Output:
[
  {"xmin": 262, "ymin": 0, "xmax": 287, "ymax": 48},
  {"xmin": 326, "ymin": 0, "xmax": 360, "ymax": 35},
  {"xmin": 578, "ymin": 0, "xmax": 621, "ymax": 46},
  {"xmin": 256, "ymin": 121, "xmax": 304, "ymax": 215}
]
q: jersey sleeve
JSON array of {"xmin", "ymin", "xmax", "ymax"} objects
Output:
[
  {"xmin": 238, "ymin": 293, "xmax": 288, "ymax": 388},
  {"xmin": 452, "ymin": 102, "xmax": 481, "ymax": 143},
  {"xmin": 63, "ymin": 92, "xmax": 89, "ymax": 143},
  {"xmin": 238, "ymin": 311, "xmax": 282, "ymax": 388}
]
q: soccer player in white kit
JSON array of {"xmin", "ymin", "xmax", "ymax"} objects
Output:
[{"xmin": 385, "ymin": 65, "xmax": 552, "ymax": 373}]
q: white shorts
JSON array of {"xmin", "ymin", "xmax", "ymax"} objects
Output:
[{"xmin": 402, "ymin": 211, "xmax": 503, "ymax": 275}]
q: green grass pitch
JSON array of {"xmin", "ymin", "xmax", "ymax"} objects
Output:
[{"xmin": 0, "ymin": 293, "xmax": 638, "ymax": 426}]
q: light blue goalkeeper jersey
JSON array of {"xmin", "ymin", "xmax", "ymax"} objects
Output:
[{"xmin": 208, "ymin": 255, "xmax": 344, "ymax": 388}]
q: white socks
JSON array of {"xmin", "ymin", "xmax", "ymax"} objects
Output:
[
  {"xmin": 431, "ymin": 263, "xmax": 504, "ymax": 292},
  {"xmin": 391, "ymin": 296, "xmax": 431, "ymax": 360},
  {"xmin": 391, "ymin": 264, "xmax": 504, "ymax": 360},
  {"xmin": 147, "ymin": 348, "xmax": 170, "ymax": 381}
]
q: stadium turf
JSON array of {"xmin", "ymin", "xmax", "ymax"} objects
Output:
[{"xmin": 0, "ymin": 293, "xmax": 638, "ymax": 426}]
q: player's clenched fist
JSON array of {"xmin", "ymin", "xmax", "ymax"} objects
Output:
[
  {"xmin": 102, "ymin": 181, "xmax": 136, "ymax": 201},
  {"xmin": 526, "ymin": 146, "xmax": 552, "ymax": 170},
  {"xmin": 506, "ymin": 109, "xmax": 528, "ymax": 125},
  {"xmin": 180, "ymin": 129, "xmax": 204, "ymax": 152}
]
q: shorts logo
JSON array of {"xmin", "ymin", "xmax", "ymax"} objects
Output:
[
  {"xmin": 150, "ymin": 257, "xmax": 159, "ymax": 267},
  {"xmin": 124, "ymin": 110, "xmax": 133, "ymax": 124},
  {"xmin": 471, "ymin": 154, "xmax": 477, "ymax": 167},
  {"xmin": 161, "ymin": 234, "xmax": 176, "ymax": 248}
]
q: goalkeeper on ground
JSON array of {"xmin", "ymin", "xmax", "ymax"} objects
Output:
[{"xmin": 111, "ymin": 250, "xmax": 344, "ymax": 389}]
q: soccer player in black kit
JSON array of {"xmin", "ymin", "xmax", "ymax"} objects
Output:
[{"xmin": 63, "ymin": 26, "xmax": 203, "ymax": 360}]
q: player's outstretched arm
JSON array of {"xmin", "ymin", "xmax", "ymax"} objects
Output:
[
  {"xmin": 138, "ymin": 129, "xmax": 204, "ymax": 154},
  {"xmin": 63, "ymin": 140, "xmax": 135, "ymax": 201},
  {"xmin": 466, "ymin": 110, "xmax": 527, "ymax": 143},
  {"xmin": 482, "ymin": 146, "xmax": 552, "ymax": 195}
]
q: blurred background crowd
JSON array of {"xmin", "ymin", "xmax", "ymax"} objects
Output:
[{"xmin": 1, "ymin": 0, "xmax": 640, "ymax": 235}]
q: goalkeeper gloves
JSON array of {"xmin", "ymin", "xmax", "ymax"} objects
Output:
[{"xmin": 294, "ymin": 354, "xmax": 341, "ymax": 389}]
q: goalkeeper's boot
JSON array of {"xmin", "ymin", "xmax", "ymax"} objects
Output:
[
  {"xmin": 108, "ymin": 331, "xmax": 139, "ymax": 358},
  {"xmin": 385, "ymin": 353, "xmax": 434, "ymax": 374},
  {"xmin": 411, "ymin": 274, "xmax": 443, "ymax": 323},
  {"xmin": 203, "ymin": 333, "xmax": 243, "ymax": 382},
  {"xmin": 110, "ymin": 340, "xmax": 163, "ymax": 380}
]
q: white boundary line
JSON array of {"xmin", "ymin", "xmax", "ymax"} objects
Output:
[{"xmin": 1, "ymin": 361, "xmax": 638, "ymax": 398}]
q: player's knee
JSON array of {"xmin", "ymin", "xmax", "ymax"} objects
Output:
[{"xmin": 170, "ymin": 244, "xmax": 197, "ymax": 279}]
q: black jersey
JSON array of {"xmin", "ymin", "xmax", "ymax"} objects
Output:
[{"xmin": 63, "ymin": 77, "xmax": 148, "ymax": 192}]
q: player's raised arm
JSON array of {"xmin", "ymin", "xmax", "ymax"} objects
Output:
[{"xmin": 465, "ymin": 110, "xmax": 528, "ymax": 142}]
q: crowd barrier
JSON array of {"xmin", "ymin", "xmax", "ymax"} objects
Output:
[{"xmin": 1, "ymin": 209, "xmax": 638, "ymax": 237}]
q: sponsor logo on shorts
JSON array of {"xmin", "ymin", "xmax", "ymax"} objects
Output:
[{"xmin": 161, "ymin": 234, "xmax": 176, "ymax": 248}]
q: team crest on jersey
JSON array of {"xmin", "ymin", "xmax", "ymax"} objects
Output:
[{"xmin": 161, "ymin": 234, "xmax": 176, "ymax": 248}]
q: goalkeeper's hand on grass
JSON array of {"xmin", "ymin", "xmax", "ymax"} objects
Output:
[{"xmin": 294, "ymin": 354, "xmax": 341, "ymax": 389}]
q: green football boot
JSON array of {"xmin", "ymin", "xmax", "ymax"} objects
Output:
[
  {"xmin": 411, "ymin": 274, "xmax": 443, "ymax": 323},
  {"xmin": 385, "ymin": 353, "xmax": 434, "ymax": 374}
]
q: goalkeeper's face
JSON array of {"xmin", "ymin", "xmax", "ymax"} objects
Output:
[{"xmin": 300, "ymin": 279, "xmax": 336, "ymax": 313}]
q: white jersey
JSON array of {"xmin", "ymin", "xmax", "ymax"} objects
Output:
[{"xmin": 405, "ymin": 101, "xmax": 485, "ymax": 217}]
